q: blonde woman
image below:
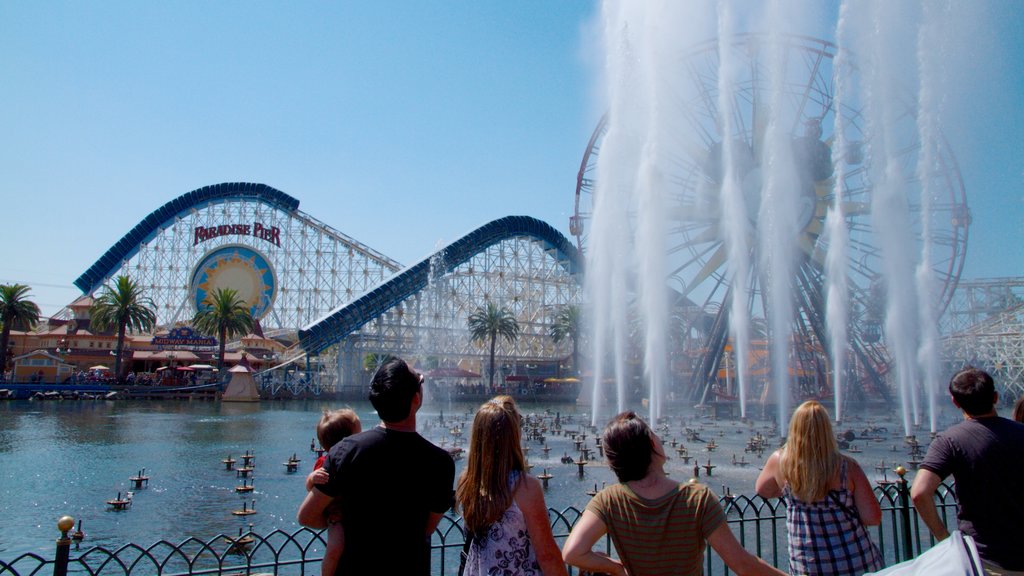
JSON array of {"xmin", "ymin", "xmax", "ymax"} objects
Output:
[
  {"xmin": 456, "ymin": 396, "xmax": 567, "ymax": 576},
  {"xmin": 756, "ymin": 401, "xmax": 883, "ymax": 575}
]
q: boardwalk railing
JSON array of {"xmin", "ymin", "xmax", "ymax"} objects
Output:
[{"xmin": 1, "ymin": 475, "xmax": 959, "ymax": 576}]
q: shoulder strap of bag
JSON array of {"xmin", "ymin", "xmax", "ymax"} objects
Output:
[
  {"xmin": 458, "ymin": 532, "xmax": 473, "ymax": 576},
  {"xmin": 828, "ymin": 459, "xmax": 862, "ymax": 524},
  {"xmin": 828, "ymin": 490, "xmax": 861, "ymax": 524}
]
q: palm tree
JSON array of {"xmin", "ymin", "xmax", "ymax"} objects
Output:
[
  {"xmin": 467, "ymin": 302, "xmax": 520, "ymax": 388},
  {"xmin": 89, "ymin": 276, "xmax": 156, "ymax": 381},
  {"xmin": 0, "ymin": 284, "xmax": 41, "ymax": 374},
  {"xmin": 192, "ymin": 288, "xmax": 255, "ymax": 372},
  {"xmin": 549, "ymin": 304, "xmax": 582, "ymax": 376},
  {"xmin": 362, "ymin": 352, "xmax": 395, "ymax": 373}
]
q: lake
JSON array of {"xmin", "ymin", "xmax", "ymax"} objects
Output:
[{"xmin": 0, "ymin": 395, "xmax": 955, "ymax": 562}]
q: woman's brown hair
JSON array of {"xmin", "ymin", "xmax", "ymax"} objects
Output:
[
  {"xmin": 602, "ymin": 411, "xmax": 655, "ymax": 482},
  {"xmin": 455, "ymin": 396, "xmax": 526, "ymax": 535}
]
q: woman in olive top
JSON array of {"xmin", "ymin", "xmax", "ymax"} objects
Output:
[{"xmin": 562, "ymin": 411, "xmax": 785, "ymax": 576}]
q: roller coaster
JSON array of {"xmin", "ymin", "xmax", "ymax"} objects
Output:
[
  {"xmin": 68, "ymin": 179, "xmax": 1024, "ymax": 402},
  {"xmin": 74, "ymin": 183, "xmax": 583, "ymax": 395}
]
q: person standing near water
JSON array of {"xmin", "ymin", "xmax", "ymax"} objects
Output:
[
  {"xmin": 297, "ymin": 357, "xmax": 455, "ymax": 575},
  {"xmin": 911, "ymin": 367, "xmax": 1024, "ymax": 574},
  {"xmin": 562, "ymin": 411, "xmax": 785, "ymax": 576},
  {"xmin": 755, "ymin": 400, "xmax": 883, "ymax": 576},
  {"xmin": 456, "ymin": 395, "xmax": 567, "ymax": 576}
]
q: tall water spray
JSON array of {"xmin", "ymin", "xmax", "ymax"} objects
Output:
[
  {"xmin": 589, "ymin": 2, "xmax": 715, "ymax": 425},
  {"xmin": 631, "ymin": 2, "xmax": 676, "ymax": 423},
  {"xmin": 587, "ymin": 0, "xmax": 968, "ymax": 433},
  {"xmin": 856, "ymin": 1, "xmax": 925, "ymax": 436},
  {"xmin": 637, "ymin": 155, "xmax": 669, "ymax": 421},
  {"xmin": 914, "ymin": 0, "xmax": 952, "ymax": 433},
  {"xmin": 825, "ymin": 0, "xmax": 852, "ymax": 422},
  {"xmin": 588, "ymin": 4, "xmax": 643, "ymax": 423},
  {"xmin": 716, "ymin": 0, "xmax": 753, "ymax": 420},
  {"xmin": 760, "ymin": 2, "xmax": 805, "ymax": 428}
]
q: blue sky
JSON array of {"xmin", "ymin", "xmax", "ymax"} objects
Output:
[{"xmin": 1, "ymin": 1, "xmax": 1022, "ymax": 317}]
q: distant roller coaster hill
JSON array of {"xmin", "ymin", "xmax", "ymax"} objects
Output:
[{"xmin": 53, "ymin": 183, "xmax": 584, "ymax": 392}]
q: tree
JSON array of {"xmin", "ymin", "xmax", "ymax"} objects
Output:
[
  {"xmin": 467, "ymin": 301, "xmax": 520, "ymax": 388},
  {"xmin": 362, "ymin": 352, "xmax": 395, "ymax": 373},
  {"xmin": 549, "ymin": 304, "xmax": 582, "ymax": 376},
  {"xmin": 191, "ymin": 288, "xmax": 255, "ymax": 372},
  {"xmin": 89, "ymin": 276, "xmax": 156, "ymax": 382},
  {"xmin": 0, "ymin": 284, "xmax": 41, "ymax": 374}
]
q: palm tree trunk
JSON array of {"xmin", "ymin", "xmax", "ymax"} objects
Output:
[
  {"xmin": 115, "ymin": 322, "xmax": 127, "ymax": 382},
  {"xmin": 489, "ymin": 333, "xmax": 497, "ymax": 389},
  {"xmin": 218, "ymin": 327, "xmax": 227, "ymax": 372}
]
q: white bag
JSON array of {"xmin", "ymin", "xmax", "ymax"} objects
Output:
[{"xmin": 865, "ymin": 531, "xmax": 983, "ymax": 576}]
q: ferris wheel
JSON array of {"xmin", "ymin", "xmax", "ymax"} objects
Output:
[{"xmin": 571, "ymin": 34, "xmax": 970, "ymax": 402}]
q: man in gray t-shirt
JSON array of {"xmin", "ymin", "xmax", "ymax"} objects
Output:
[{"xmin": 911, "ymin": 367, "xmax": 1024, "ymax": 571}]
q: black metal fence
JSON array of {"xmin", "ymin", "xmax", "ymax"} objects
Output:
[{"xmin": 0, "ymin": 475, "xmax": 959, "ymax": 576}]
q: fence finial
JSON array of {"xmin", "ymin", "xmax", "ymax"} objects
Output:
[{"xmin": 54, "ymin": 516, "xmax": 74, "ymax": 576}]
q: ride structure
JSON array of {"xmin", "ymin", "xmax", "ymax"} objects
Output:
[
  {"xmin": 71, "ymin": 184, "xmax": 583, "ymax": 397},
  {"xmin": 300, "ymin": 216, "xmax": 582, "ymax": 395},
  {"xmin": 75, "ymin": 183, "xmax": 400, "ymax": 332},
  {"xmin": 571, "ymin": 34, "xmax": 970, "ymax": 406},
  {"xmin": 942, "ymin": 278, "xmax": 1024, "ymax": 399}
]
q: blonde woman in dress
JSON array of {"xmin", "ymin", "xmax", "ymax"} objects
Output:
[
  {"xmin": 756, "ymin": 400, "xmax": 883, "ymax": 575},
  {"xmin": 456, "ymin": 396, "xmax": 566, "ymax": 576}
]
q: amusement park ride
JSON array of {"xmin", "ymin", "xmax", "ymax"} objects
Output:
[
  {"xmin": 68, "ymin": 184, "xmax": 583, "ymax": 398},
  {"xmin": 570, "ymin": 34, "xmax": 971, "ymax": 408},
  {"xmin": 53, "ymin": 34, "xmax": 1024, "ymax": 404}
]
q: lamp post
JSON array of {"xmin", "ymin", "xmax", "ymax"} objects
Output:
[
  {"xmin": 166, "ymin": 352, "xmax": 176, "ymax": 384},
  {"xmin": 55, "ymin": 338, "xmax": 72, "ymax": 383}
]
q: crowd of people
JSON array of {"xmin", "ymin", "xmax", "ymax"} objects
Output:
[{"xmin": 297, "ymin": 358, "xmax": 1024, "ymax": 576}]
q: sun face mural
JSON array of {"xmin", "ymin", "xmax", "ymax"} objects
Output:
[{"xmin": 191, "ymin": 245, "xmax": 277, "ymax": 320}]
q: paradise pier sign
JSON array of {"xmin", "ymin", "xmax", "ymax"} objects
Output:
[{"xmin": 193, "ymin": 222, "xmax": 282, "ymax": 247}]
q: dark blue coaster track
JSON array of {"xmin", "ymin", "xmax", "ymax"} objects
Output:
[
  {"xmin": 74, "ymin": 183, "xmax": 299, "ymax": 294},
  {"xmin": 298, "ymin": 216, "xmax": 581, "ymax": 356}
]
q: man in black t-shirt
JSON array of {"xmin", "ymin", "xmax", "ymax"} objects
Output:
[
  {"xmin": 911, "ymin": 367, "xmax": 1024, "ymax": 572},
  {"xmin": 298, "ymin": 357, "xmax": 455, "ymax": 575}
]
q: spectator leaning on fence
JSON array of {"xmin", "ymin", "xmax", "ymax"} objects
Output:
[
  {"xmin": 561, "ymin": 411, "xmax": 786, "ymax": 576},
  {"xmin": 910, "ymin": 367, "xmax": 1024, "ymax": 573},
  {"xmin": 755, "ymin": 400, "xmax": 883, "ymax": 576}
]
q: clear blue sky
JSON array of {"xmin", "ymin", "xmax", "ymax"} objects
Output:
[{"xmin": 1, "ymin": 1, "xmax": 1022, "ymax": 317}]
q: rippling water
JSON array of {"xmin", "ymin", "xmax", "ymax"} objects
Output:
[{"xmin": 0, "ymin": 397, "xmax": 955, "ymax": 561}]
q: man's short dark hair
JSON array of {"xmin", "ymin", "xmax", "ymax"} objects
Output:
[
  {"xmin": 369, "ymin": 356, "xmax": 421, "ymax": 423},
  {"xmin": 949, "ymin": 367, "xmax": 996, "ymax": 416},
  {"xmin": 602, "ymin": 411, "xmax": 654, "ymax": 482}
]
